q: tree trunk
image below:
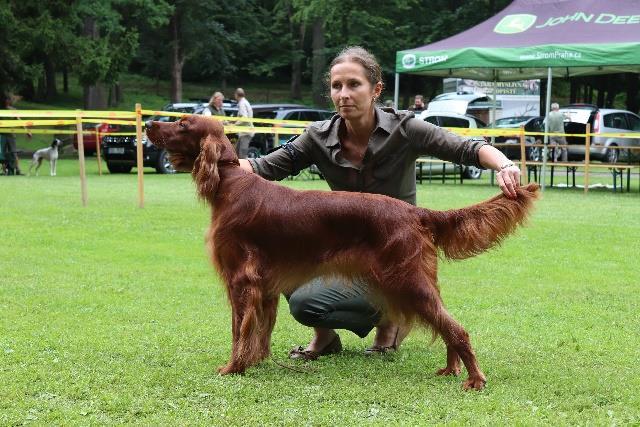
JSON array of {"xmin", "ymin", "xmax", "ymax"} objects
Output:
[
  {"xmin": 169, "ymin": 11, "xmax": 184, "ymax": 103},
  {"xmin": 82, "ymin": 17, "xmax": 107, "ymax": 109},
  {"xmin": 44, "ymin": 57, "xmax": 57, "ymax": 99},
  {"xmin": 290, "ymin": 17, "xmax": 304, "ymax": 100},
  {"xmin": 311, "ymin": 17, "xmax": 326, "ymax": 107},
  {"xmin": 63, "ymin": 66, "xmax": 69, "ymax": 93},
  {"xmin": 626, "ymin": 73, "xmax": 639, "ymax": 113},
  {"xmin": 570, "ymin": 78, "xmax": 579, "ymax": 103}
]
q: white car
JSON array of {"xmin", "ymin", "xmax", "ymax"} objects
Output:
[
  {"xmin": 416, "ymin": 111, "xmax": 486, "ymax": 179},
  {"xmin": 559, "ymin": 104, "xmax": 640, "ymax": 163}
]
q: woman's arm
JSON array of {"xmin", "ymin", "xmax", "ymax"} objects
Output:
[{"xmin": 478, "ymin": 145, "xmax": 520, "ymax": 199}]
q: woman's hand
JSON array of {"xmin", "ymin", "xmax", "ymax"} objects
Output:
[
  {"xmin": 478, "ymin": 145, "xmax": 521, "ymax": 199},
  {"xmin": 239, "ymin": 158, "xmax": 254, "ymax": 173},
  {"xmin": 496, "ymin": 163, "xmax": 520, "ymax": 199}
]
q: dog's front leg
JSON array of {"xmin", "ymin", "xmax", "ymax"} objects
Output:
[
  {"xmin": 218, "ymin": 285, "xmax": 267, "ymax": 375},
  {"xmin": 50, "ymin": 158, "xmax": 56, "ymax": 176},
  {"xmin": 258, "ymin": 294, "xmax": 278, "ymax": 361}
]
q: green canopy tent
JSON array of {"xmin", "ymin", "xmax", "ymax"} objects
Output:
[{"xmin": 394, "ymin": 0, "xmax": 640, "ymax": 190}]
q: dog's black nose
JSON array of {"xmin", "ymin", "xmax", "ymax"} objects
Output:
[{"xmin": 145, "ymin": 120, "xmax": 153, "ymax": 130}]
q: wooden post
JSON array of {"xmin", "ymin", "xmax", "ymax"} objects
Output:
[
  {"xmin": 519, "ymin": 124, "xmax": 528, "ymax": 184},
  {"xmin": 95, "ymin": 127, "xmax": 103, "ymax": 176},
  {"xmin": 135, "ymin": 103, "xmax": 144, "ymax": 208},
  {"xmin": 75, "ymin": 110, "xmax": 88, "ymax": 206},
  {"xmin": 584, "ymin": 123, "xmax": 591, "ymax": 193}
]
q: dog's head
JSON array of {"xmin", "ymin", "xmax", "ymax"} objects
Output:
[
  {"xmin": 145, "ymin": 115, "xmax": 238, "ymax": 199},
  {"xmin": 51, "ymin": 138, "xmax": 62, "ymax": 149}
]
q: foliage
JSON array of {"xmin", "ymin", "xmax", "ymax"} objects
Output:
[{"xmin": 1, "ymin": 162, "xmax": 639, "ymax": 424}]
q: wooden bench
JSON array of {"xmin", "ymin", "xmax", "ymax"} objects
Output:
[
  {"xmin": 518, "ymin": 161, "xmax": 637, "ymax": 192},
  {"xmin": 415, "ymin": 158, "xmax": 463, "ymax": 184}
]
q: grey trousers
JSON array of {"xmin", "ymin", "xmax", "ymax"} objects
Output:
[
  {"xmin": 287, "ymin": 277, "xmax": 382, "ymax": 338},
  {"xmin": 236, "ymin": 134, "xmax": 251, "ymax": 159}
]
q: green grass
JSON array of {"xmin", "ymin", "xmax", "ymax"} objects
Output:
[{"xmin": 1, "ymin": 160, "xmax": 640, "ymax": 425}]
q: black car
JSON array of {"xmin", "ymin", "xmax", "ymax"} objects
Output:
[
  {"xmin": 490, "ymin": 116, "xmax": 545, "ymax": 161},
  {"xmin": 224, "ymin": 104, "xmax": 333, "ymax": 158},
  {"xmin": 102, "ymin": 102, "xmax": 207, "ymax": 174}
]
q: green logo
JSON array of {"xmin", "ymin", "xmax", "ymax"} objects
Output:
[{"xmin": 494, "ymin": 14, "xmax": 537, "ymax": 34}]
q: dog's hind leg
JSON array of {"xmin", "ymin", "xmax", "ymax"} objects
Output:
[
  {"xmin": 397, "ymin": 272, "xmax": 486, "ymax": 390},
  {"xmin": 34, "ymin": 158, "xmax": 43, "ymax": 176},
  {"xmin": 50, "ymin": 158, "xmax": 56, "ymax": 176},
  {"xmin": 418, "ymin": 292, "xmax": 486, "ymax": 390}
]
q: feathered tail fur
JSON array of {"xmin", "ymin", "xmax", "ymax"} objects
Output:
[{"xmin": 419, "ymin": 183, "xmax": 540, "ymax": 259}]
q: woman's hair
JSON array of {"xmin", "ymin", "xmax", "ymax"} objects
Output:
[
  {"xmin": 208, "ymin": 91, "xmax": 224, "ymax": 106},
  {"xmin": 326, "ymin": 46, "xmax": 384, "ymax": 91}
]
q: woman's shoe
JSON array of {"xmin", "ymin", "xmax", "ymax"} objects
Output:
[
  {"xmin": 288, "ymin": 335, "xmax": 342, "ymax": 361},
  {"xmin": 364, "ymin": 323, "xmax": 411, "ymax": 355}
]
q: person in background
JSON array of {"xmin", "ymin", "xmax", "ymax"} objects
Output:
[
  {"xmin": 234, "ymin": 88, "xmax": 254, "ymax": 159},
  {"xmin": 546, "ymin": 102, "xmax": 568, "ymax": 162},
  {"xmin": 202, "ymin": 91, "xmax": 226, "ymax": 117},
  {"xmin": 408, "ymin": 94, "xmax": 425, "ymax": 113},
  {"xmin": 237, "ymin": 46, "xmax": 520, "ymax": 360},
  {"xmin": 2, "ymin": 93, "xmax": 31, "ymax": 175}
]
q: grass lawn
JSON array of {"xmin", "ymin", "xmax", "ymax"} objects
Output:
[{"xmin": 1, "ymin": 159, "xmax": 639, "ymax": 425}]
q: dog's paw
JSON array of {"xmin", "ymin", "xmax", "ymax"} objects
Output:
[
  {"xmin": 217, "ymin": 363, "xmax": 245, "ymax": 375},
  {"xmin": 436, "ymin": 366, "xmax": 461, "ymax": 376},
  {"xmin": 462, "ymin": 375, "xmax": 486, "ymax": 391}
]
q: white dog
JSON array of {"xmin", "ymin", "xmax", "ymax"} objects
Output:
[{"xmin": 29, "ymin": 138, "xmax": 62, "ymax": 176}]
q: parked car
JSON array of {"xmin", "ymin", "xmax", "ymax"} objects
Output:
[
  {"xmin": 101, "ymin": 102, "xmax": 207, "ymax": 174},
  {"xmin": 73, "ymin": 123, "xmax": 119, "ymax": 155},
  {"xmin": 224, "ymin": 104, "xmax": 333, "ymax": 158},
  {"xmin": 490, "ymin": 116, "xmax": 545, "ymax": 161},
  {"xmin": 559, "ymin": 104, "xmax": 640, "ymax": 163},
  {"xmin": 417, "ymin": 111, "xmax": 486, "ymax": 179}
]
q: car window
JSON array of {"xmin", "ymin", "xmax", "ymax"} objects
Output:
[
  {"xmin": 603, "ymin": 113, "xmax": 628, "ymax": 130},
  {"xmin": 282, "ymin": 112, "xmax": 301, "ymax": 121},
  {"xmin": 424, "ymin": 116, "xmax": 439, "ymax": 126},
  {"xmin": 298, "ymin": 111, "xmax": 322, "ymax": 121},
  {"xmin": 527, "ymin": 118, "xmax": 544, "ymax": 131},
  {"xmin": 624, "ymin": 113, "xmax": 640, "ymax": 131},
  {"xmin": 439, "ymin": 116, "xmax": 470, "ymax": 128},
  {"xmin": 254, "ymin": 111, "xmax": 277, "ymax": 120}
]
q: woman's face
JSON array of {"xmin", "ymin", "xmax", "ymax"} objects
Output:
[
  {"xmin": 330, "ymin": 61, "xmax": 381, "ymax": 121},
  {"xmin": 213, "ymin": 95, "xmax": 223, "ymax": 108}
]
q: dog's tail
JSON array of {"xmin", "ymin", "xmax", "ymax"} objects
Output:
[{"xmin": 418, "ymin": 183, "xmax": 540, "ymax": 260}]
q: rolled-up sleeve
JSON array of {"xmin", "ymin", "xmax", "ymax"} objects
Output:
[
  {"xmin": 406, "ymin": 118, "xmax": 487, "ymax": 168},
  {"xmin": 248, "ymin": 132, "xmax": 314, "ymax": 181}
]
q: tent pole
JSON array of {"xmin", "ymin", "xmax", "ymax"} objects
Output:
[
  {"xmin": 491, "ymin": 77, "xmax": 497, "ymax": 146},
  {"xmin": 541, "ymin": 67, "xmax": 552, "ymax": 191},
  {"xmin": 394, "ymin": 73, "xmax": 399, "ymax": 109}
]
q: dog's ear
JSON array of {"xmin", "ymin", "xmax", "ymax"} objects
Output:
[{"xmin": 193, "ymin": 135, "xmax": 221, "ymax": 201}]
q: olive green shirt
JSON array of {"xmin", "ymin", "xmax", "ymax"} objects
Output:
[
  {"xmin": 248, "ymin": 107, "xmax": 487, "ymax": 205},
  {"xmin": 547, "ymin": 110, "xmax": 565, "ymax": 133}
]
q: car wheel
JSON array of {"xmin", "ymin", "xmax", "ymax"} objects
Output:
[
  {"xmin": 155, "ymin": 149, "xmax": 176, "ymax": 174},
  {"xmin": 463, "ymin": 166, "xmax": 482, "ymax": 180},
  {"xmin": 107, "ymin": 163, "xmax": 132, "ymax": 174},
  {"xmin": 605, "ymin": 146, "xmax": 619, "ymax": 164},
  {"xmin": 247, "ymin": 146, "xmax": 261, "ymax": 159}
]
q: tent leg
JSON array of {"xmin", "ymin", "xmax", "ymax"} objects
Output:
[
  {"xmin": 541, "ymin": 67, "xmax": 552, "ymax": 192},
  {"xmin": 394, "ymin": 73, "xmax": 399, "ymax": 109}
]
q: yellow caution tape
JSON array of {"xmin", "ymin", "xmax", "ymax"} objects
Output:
[{"xmin": 0, "ymin": 110, "xmax": 136, "ymax": 118}]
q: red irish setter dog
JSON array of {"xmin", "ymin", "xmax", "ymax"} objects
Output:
[{"xmin": 145, "ymin": 115, "xmax": 539, "ymax": 390}]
